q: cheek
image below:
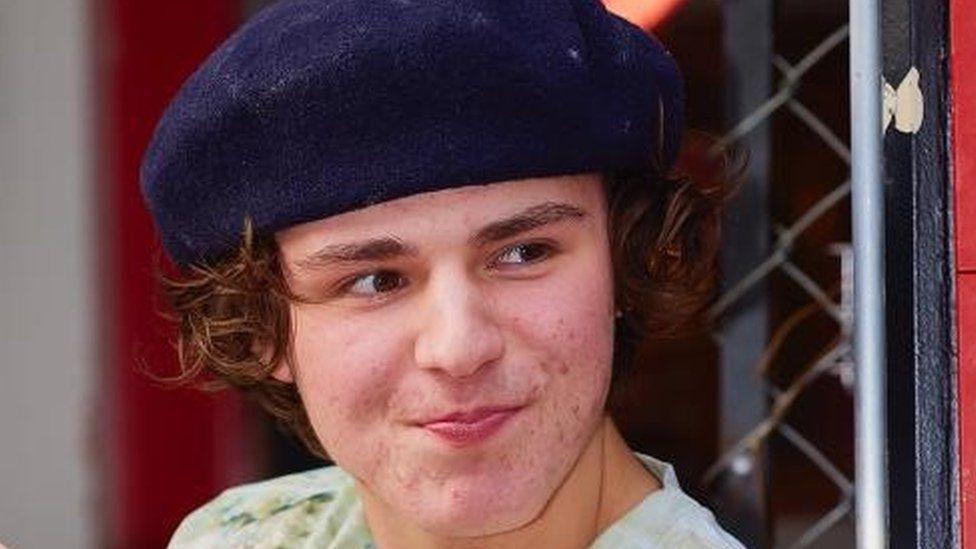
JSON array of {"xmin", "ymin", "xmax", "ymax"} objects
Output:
[
  {"xmin": 543, "ymin": 258, "xmax": 614, "ymax": 358},
  {"xmin": 289, "ymin": 307, "xmax": 402, "ymax": 454},
  {"xmin": 504, "ymin": 257, "xmax": 616, "ymax": 406}
]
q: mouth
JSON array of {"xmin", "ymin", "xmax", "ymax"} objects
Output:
[{"xmin": 418, "ymin": 406, "xmax": 523, "ymax": 447}]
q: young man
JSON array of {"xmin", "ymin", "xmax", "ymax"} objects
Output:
[{"xmin": 141, "ymin": 0, "xmax": 745, "ymax": 546}]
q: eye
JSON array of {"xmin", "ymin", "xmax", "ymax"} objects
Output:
[
  {"xmin": 490, "ymin": 242, "xmax": 555, "ymax": 268},
  {"xmin": 341, "ymin": 270, "xmax": 407, "ymax": 297}
]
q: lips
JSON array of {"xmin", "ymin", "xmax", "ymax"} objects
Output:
[{"xmin": 418, "ymin": 406, "xmax": 522, "ymax": 446}]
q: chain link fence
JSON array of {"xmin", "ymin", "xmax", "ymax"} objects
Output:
[{"xmin": 703, "ymin": 5, "xmax": 856, "ymax": 547}]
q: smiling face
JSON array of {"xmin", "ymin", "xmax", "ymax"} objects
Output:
[{"xmin": 273, "ymin": 173, "xmax": 617, "ymax": 536}]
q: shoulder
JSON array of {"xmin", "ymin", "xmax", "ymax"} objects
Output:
[
  {"xmin": 591, "ymin": 454, "xmax": 747, "ymax": 549},
  {"xmin": 167, "ymin": 465, "xmax": 374, "ymax": 549}
]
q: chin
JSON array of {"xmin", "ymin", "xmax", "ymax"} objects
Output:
[{"xmin": 411, "ymin": 475, "xmax": 550, "ymax": 537}]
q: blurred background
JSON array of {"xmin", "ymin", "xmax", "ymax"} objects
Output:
[{"xmin": 0, "ymin": 0, "xmax": 857, "ymax": 547}]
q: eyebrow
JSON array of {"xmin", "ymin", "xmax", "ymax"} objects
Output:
[{"xmin": 294, "ymin": 201, "xmax": 588, "ymax": 271}]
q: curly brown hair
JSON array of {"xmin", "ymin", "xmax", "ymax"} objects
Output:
[{"xmin": 156, "ymin": 134, "xmax": 739, "ymax": 459}]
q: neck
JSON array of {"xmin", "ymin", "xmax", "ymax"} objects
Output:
[{"xmin": 360, "ymin": 416, "xmax": 660, "ymax": 549}]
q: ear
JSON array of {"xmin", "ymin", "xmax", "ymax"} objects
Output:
[{"xmin": 253, "ymin": 339, "xmax": 294, "ymax": 383}]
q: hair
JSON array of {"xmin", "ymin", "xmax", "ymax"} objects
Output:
[{"xmin": 155, "ymin": 132, "xmax": 741, "ymax": 459}]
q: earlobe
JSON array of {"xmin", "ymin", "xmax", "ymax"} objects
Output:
[
  {"xmin": 254, "ymin": 340, "xmax": 295, "ymax": 382},
  {"xmin": 270, "ymin": 361, "xmax": 294, "ymax": 383}
]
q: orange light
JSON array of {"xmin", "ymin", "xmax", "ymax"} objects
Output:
[{"xmin": 603, "ymin": 0, "xmax": 687, "ymax": 29}]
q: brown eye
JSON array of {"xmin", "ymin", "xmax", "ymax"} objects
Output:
[
  {"xmin": 345, "ymin": 270, "xmax": 406, "ymax": 296},
  {"xmin": 492, "ymin": 242, "xmax": 554, "ymax": 267}
]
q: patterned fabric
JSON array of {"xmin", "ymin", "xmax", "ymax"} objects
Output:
[{"xmin": 168, "ymin": 453, "xmax": 745, "ymax": 548}]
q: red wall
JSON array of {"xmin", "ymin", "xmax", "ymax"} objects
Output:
[
  {"xmin": 952, "ymin": 0, "xmax": 976, "ymax": 545},
  {"xmin": 93, "ymin": 1, "xmax": 245, "ymax": 546}
]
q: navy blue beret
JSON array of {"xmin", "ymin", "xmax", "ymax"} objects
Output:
[{"xmin": 140, "ymin": 0, "xmax": 684, "ymax": 267}]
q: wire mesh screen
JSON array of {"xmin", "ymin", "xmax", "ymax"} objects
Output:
[{"xmin": 701, "ymin": 1, "xmax": 855, "ymax": 547}]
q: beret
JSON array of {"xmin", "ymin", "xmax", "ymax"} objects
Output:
[{"xmin": 140, "ymin": 0, "xmax": 684, "ymax": 267}]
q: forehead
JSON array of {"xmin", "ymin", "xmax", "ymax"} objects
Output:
[{"xmin": 276, "ymin": 173, "xmax": 606, "ymax": 254}]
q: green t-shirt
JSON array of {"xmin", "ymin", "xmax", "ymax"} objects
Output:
[{"xmin": 168, "ymin": 453, "xmax": 745, "ymax": 548}]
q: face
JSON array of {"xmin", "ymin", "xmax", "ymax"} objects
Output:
[{"xmin": 274, "ymin": 174, "xmax": 617, "ymax": 536}]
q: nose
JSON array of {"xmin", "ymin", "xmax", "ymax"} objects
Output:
[{"xmin": 413, "ymin": 265, "xmax": 505, "ymax": 379}]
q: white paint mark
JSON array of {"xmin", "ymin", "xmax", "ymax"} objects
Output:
[
  {"xmin": 895, "ymin": 67, "xmax": 923, "ymax": 133},
  {"xmin": 882, "ymin": 66, "xmax": 924, "ymax": 134},
  {"xmin": 882, "ymin": 80, "xmax": 897, "ymax": 133},
  {"xmin": 566, "ymin": 46, "xmax": 581, "ymax": 63}
]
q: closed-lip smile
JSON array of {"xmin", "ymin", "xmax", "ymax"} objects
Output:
[{"xmin": 418, "ymin": 406, "xmax": 523, "ymax": 447}]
